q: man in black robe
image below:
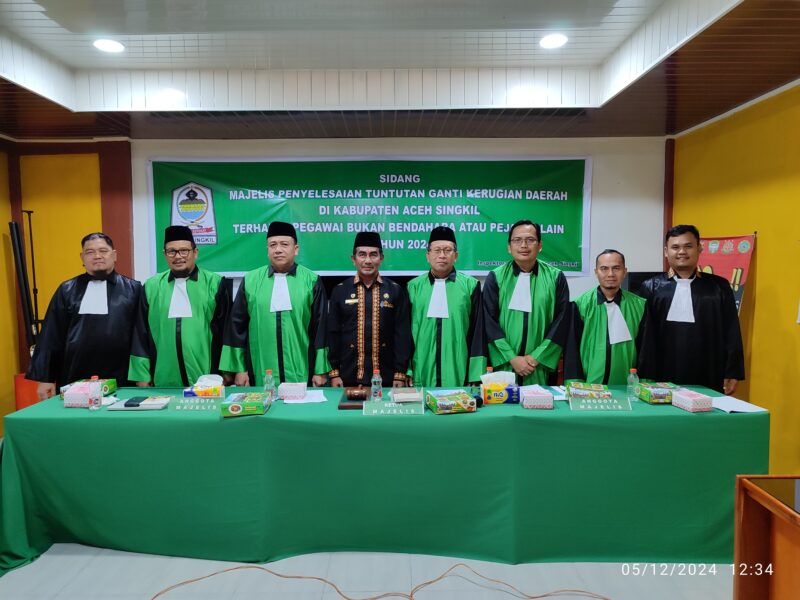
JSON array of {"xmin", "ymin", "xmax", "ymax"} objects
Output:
[
  {"xmin": 637, "ymin": 224, "xmax": 744, "ymax": 394},
  {"xmin": 328, "ymin": 231, "xmax": 412, "ymax": 388},
  {"xmin": 27, "ymin": 232, "xmax": 142, "ymax": 399}
]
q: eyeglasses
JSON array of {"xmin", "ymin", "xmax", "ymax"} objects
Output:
[
  {"xmin": 428, "ymin": 247, "xmax": 456, "ymax": 256},
  {"xmin": 510, "ymin": 237, "xmax": 539, "ymax": 247},
  {"xmin": 165, "ymin": 248, "xmax": 192, "ymax": 258},
  {"xmin": 82, "ymin": 248, "xmax": 111, "ymax": 257}
]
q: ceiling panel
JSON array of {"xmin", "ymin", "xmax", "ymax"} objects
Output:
[
  {"xmin": 0, "ymin": 0, "xmax": 664, "ymax": 70},
  {"xmin": 0, "ymin": 0, "xmax": 798, "ymax": 140}
]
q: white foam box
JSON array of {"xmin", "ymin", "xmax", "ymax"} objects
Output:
[
  {"xmin": 672, "ymin": 388, "xmax": 713, "ymax": 413},
  {"xmin": 278, "ymin": 382, "xmax": 307, "ymax": 401},
  {"xmin": 391, "ymin": 387, "xmax": 424, "ymax": 403}
]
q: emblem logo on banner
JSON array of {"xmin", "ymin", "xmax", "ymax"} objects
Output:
[
  {"xmin": 171, "ymin": 182, "xmax": 218, "ymax": 245},
  {"xmin": 699, "ymin": 234, "xmax": 755, "ymax": 313}
]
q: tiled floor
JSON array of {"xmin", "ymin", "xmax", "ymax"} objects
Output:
[{"xmin": 0, "ymin": 544, "xmax": 734, "ymax": 600}]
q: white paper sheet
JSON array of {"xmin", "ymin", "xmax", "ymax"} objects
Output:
[
  {"xmin": 282, "ymin": 390, "xmax": 327, "ymax": 404},
  {"xmin": 712, "ymin": 396, "xmax": 767, "ymax": 413}
]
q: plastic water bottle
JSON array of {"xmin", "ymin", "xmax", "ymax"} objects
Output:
[
  {"xmin": 370, "ymin": 369, "xmax": 383, "ymax": 401},
  {"xmin": 88, "ymin": 375, "xmax": 102, "ymax": 411},
  {"xmin": 263, "ymin": 369, "xmax": 276, "ymax": 404},
  {"xmin": 627, "ymin": 368, "xmax": 640, "ymax": 402}
]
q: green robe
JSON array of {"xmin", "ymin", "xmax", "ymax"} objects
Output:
[
  {"xmin": 220, "ymin": 263, "xmax": 329, "ymax": 386},
  {"xmin": 407, "ymin": 270, "xmax": 486, "ymax": 387},
  {"xmin": 564, "ymin": 288, "xmax": 645, "ymax": 385},
  {"xmin": 482, "ymin": 260, "xmax": 569, "ymax": 385},
  {"xmin": 128, "ymin": 268, "xmax": 231, "ymax": 387}
]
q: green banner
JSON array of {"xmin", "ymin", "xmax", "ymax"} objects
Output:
[{"xmin": 150, "ymin": 158, "xmax": 590, "ymax": 276}]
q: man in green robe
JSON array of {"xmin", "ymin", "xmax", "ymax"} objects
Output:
[
  {"xmin": 407, "ymin": 226, "xmax": 486, "ymax": 387},
  {"xmin": 220, "ymin": 221, "xmax": 329, "ymax": 387},
  {"xmin": 483, "ymin": 220, "xmax": 569, "ymax": 385},
  {"xmin": 129, "ymin": 226, "xmax": 232, "ymax": 387},
  {"xmin": 563, "ymin": 249, "xmax": 646, "ymax": 385}
]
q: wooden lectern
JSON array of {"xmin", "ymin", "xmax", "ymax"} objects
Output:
[{"xmin": 734, "ymin": 475, "xmax": 800, "ymax": 600}]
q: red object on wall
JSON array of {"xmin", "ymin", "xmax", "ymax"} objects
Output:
[{"xmin": 14, "ymin": 373, "xmax": 39, "ymax": 410}]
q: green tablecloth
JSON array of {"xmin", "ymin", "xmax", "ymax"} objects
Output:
[{"xmin": 0, "ymin": 387, "xmax": 769, "ymax": 575}]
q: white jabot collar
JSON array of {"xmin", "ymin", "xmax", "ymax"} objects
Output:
[
  {"xmin": 605, "ymin": 301, "xmax": 632, "ymax": 344},
  {"xmin": 426, "ymin": 278, "xmax": 450, "ymax": 319},
  {"xmin": 168, "ymin": 278, "xmax": 193, "ymax": 318},
  {"xmin": 270, "ymin": 272, "xmax": 293, "ymax": 312},
  {"xmin": 508, "ymin": 271, "xmax": 532, "ymax": 313},
  {"xmin": 78, "ymin": 280, "xmax": 108, "ymax": 315},
  {"xmin": 666, "ymin": 276, "xmax": 696, "ymax": 323}
]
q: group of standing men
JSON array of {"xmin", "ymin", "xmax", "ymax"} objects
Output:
[{"xmin": 27, "ymin": 220, "xmax": 744, "ymax": 398}]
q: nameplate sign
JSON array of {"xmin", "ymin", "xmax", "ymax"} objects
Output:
[
  {"xmin": 569, "ymin": 397, "xmax": 632, "ymax": 412},
  {"xmin": 363, "ymin": 401, "xmax": 425, "ymax": 416}
]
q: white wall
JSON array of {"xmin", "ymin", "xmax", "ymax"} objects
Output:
[{"xmin": 131, "ymin": 137, "xmax": 665, "ymax": 298}]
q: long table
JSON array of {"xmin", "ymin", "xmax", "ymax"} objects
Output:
[{"xmin": 0, "ymin": 387, "xmax": 769, "ymax": 575}]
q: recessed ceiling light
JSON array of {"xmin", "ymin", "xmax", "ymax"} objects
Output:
[
  {"xmin": 93, "ymin": 39, "xmax": 125, "ymax": 53},
  {"xmin": 540, "ymin": 33, "xmax": 568, "ymax": 49}
]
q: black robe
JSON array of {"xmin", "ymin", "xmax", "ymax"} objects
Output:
[
  {"xmin": 637, "ymin": 272, "xmax": 745, "ymax": 393},
  {"xmin": 27, "ymin": 271, "xmax": 142, "ymax": 387},
  {"xmin": 328, "ymin": 275, "xmax": 412, "ymax": 387}
]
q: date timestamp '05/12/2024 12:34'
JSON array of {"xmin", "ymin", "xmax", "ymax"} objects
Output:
[{"xmin": 620, "ymin": 563, "xmax": 774, "ymax": 576}]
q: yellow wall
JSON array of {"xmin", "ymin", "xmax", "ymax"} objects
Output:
[
  {"xmin": 0, "ymin": 153, "xmax": 102, "ymax": 433},
  {"xmin": 20, "ymin": 154, "xmax": 103, "ymax": 313},
  {"xmin": 674, "ymin": 86, "xmax": 800, "ymax": 473},
  {"xmin": 0, "ymin": 153, "xmax": 20, "ymax": 436}
]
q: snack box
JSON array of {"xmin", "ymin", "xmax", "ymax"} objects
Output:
[
  {"xmin": 481, "ymin": 382, "xmax": 520, "ymax": 404},
  {"xmin": 566, "ymin": 382, "xmax": 612, "ymax": 399},
  {"xmin": 221, "ymin": 392, "xmax": 272, "ymax": 418},
  {"xmin": 425, "ymin": 389, "xmax": 477, "ymax": 414},
  {"xmin": 278, "ymin": 382, "xmax": 307, "ymax": 401},
  {"xmin": 671, "ymin": 388, "xmax": 713, "ymax": 413},
  {"xmin": 183, "ymin": 383, "xmax": 225, "ymax": 398},
  {"xmin": 391, "ymin": 387, "xmax": 424, "ymax": 403},
  {"xmin": 637, "ymin": 382, "xmax": 679, "ymax": 404},
  {"xmin": 521, "ymin": 386, "xmax": 554, "ymax": 410}
]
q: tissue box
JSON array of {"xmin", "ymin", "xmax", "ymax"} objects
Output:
[
  {"xmin": 638, "ymin": 382, "xmax": 678, "ymax": 404},
  {"xmin": 481, "ymin": 382, "xmax": 520, "ymax": 404},
  {"xmin": 61, "ymin": 378, "xmax": 117, "ymax": 397},
  {"xmin": 425, "ymin": 390, "xmax": 477, "ymax": 414},
  {"xmin": 183, "ymin": 383, "xmax": 225, "ymax": 398},
  {"xmin": 62, "ymin": 378, "xmax": 117, "ymax": 407},
  {"xmin": 63, "ymin": 381, "xmax": 94, "ymax": 408},
  {"xmin": 672, "ymin": 388, "xmax": 713, "ymax": 413},
  {"xmin": 278, "ymin": 382, "xmax": 307, "ymax": 401},
  {"xmin": 221, "ymin": 393, "xmax": 272, "ymax": 418},
  {"xmin": 521, "ymin": 385, "xmax": 554, "ymax": 409},
  {"xmin": 566, "ymin": 382, "xmax": 612, "ymax": 399}
]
